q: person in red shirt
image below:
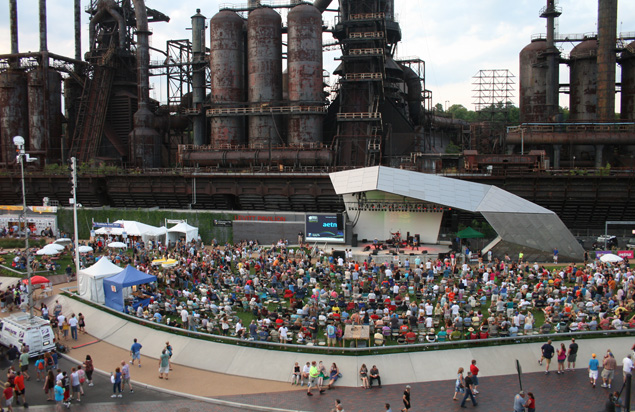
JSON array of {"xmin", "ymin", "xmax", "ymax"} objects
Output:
[
  {"xmin": 13, "ymin": 370, "xmax": 26, "ymax": 407},
  {"xmin": 470, "ymin": 359, "xmax": 480, "ymax": 394},
  {"xmin": 3, "ymin": 381, "xmax": 14, "ymax": 412}
]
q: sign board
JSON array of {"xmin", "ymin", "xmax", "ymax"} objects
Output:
[
  {"xmin": 595, "ymin": 250, "xmax": 634, "ymax": 259},
  {"xmin": 213, "ymin": 219, "xmax": 232, "ymax": 227},
  {"xmin": 305, "ymin": 214, "xmax": 345, "ymax": 243},
  {"xmin": 0, "ymin": 206, "xmax": 23, "ymax": 211},
  {"xmin": 92, "ymin": 222, "xmax": 124, "ymax": 228},
  {"xmin": 30, "ymin": 206, "xmax": 57, "ymax": 213}
]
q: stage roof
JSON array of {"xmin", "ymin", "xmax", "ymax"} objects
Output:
[{"xmin": 330, "ymin": 166, "xmax": 584, "ymax": 262}]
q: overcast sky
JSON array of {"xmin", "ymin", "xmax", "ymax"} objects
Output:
[{"xmin": 1, "ymin": 0, "xmax": 633, "ymax": 110}]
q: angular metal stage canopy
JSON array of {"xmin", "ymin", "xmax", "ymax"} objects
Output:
[{"xmin": 330, "ymin": 166, "xmax": 584, "ymax": 262}]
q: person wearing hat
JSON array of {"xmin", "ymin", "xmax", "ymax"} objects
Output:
[
  {"xmin": 401, "ymin": 385, "xmax": 411, "ymax": 412},
  {"xmin": 589, "ymin": 353, "xmax": 600, "ymax": 388}
]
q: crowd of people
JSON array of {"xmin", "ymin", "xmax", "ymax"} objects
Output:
[{"xmin": 63, "ymin": 234, "xmax": 634, "ymax": 354}]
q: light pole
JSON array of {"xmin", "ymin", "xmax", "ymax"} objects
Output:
[
  {"xmin": 70, "ymin": 157, "xmax": 81, "ymax": 290},
  {"xmin": 13, "ymin": 136, "xmax": 35, "ymax": 318},
  {"xmin": 445, "ymin": 100, "xmax": 450, "ymax": 112}
]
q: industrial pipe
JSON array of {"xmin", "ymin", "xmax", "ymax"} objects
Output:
[
  {"xmin": 506, "ymin": 130, "xmax": 635, "ymax": 145},
  {"xmin": 313, "ymin": 0, "xmax": 333, "ymax": 13},
  {"xmin": 9, "ymin": 0, "xmax": 18, "ymax": 69},
  {"xmin": 180, "ymin": 148, "xmax": 335, "ymax": 168}
]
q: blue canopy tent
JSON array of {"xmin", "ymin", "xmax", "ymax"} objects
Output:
[{"xmin": 103, "ymin": 265, "xmax": 156, "ymax": 312}]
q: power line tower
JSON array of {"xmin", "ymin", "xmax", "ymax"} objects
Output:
[{"xmin": 472, "ymin": 69, "xmax": 515, "ymax": 121}]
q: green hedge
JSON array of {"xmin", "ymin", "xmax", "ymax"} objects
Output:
[
  {"xmin": 0, "ymin": 238, "xmax": 47, "ymax": 248},
  {"xmin": 56, "ymin": 208, "xmax": 234, "ymax": 244}
]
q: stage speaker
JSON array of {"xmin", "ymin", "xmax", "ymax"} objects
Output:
[
  {"xmin": 381, "ymin": 244, "xmax": 388, "ymax": 250},
  {"xmin": 399, "ymin": 250, "xmax": 404, "ymax": 254},
  {"xmin": 372, "ymin": 250, "xmax": 378, "ymax": 255},
  {"xmin": 351, "ymin": 234, "xmax": 358, "ymax": 247},
  {"xmin": 363, "ymin": 245, "xmax": 371, "ymax": 252},
  {"xmin": 333, "ymin": 250, "xmax": 346, "ymax": 260}
]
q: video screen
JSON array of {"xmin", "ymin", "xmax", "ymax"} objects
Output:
[{"xmin": 305, "ymin": 214, "xmax": 344, "ymax": 243}]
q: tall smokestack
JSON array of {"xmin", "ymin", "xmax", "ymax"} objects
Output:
[
  {"xmin": 74, "ymin": 0, "xmax": 81, "ymax": 61},
  {"xmin": 9, "ymin": 0, "xmax": 18, "ymax": 68},
  {"xmin": 191, "ymin": 8, "xmax": 207, "ymax": 146},
  {"xmin": 541, "ymin": 0, "xmax": 561, "ymax": 121},
  {"xmin": 597, "ymin": 0, "xmax": 617, "ymax": 122},
  {"xmin": 39, "ymin": 0, "xmax": 47, "ymax": 52}
]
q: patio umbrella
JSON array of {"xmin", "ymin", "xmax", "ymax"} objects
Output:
[
  {"xmin": 161, "ymin": 259, "xmax": 178, "ymax": 268},
  {"xmin": 77, "ymin": 245, "xmax": 93, "ymax": 253},
  {"xmin": 600, "ymin": 253, "xmax": 623, "ymax": 263},
  {"xmin": 107, "ymin": 242, "xmax": 127, "ymax": 249},
  {"xmin": 36, "ymin": 246, "xmax": 63, "ymax": 255},
  {"xmin": 53, "ymin": 238, "xmax": 72, "ymax": 245},
  {"xmin": 22, "ymin": 275, "xmax": 50, "ymax": 285},
  {"xmin": 44, "ymin": 243, "xmax": 65, "ymax": 251}
]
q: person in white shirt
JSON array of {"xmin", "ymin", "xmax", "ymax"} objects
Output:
[
  {"xmin": 622, "ymin": 354, "xmax": 633, "ymax": 381},
  {"xmin": 279, "ymin": 325, "xmax": 288, "ymax": 343}
]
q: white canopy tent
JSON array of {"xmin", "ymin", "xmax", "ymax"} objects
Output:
[
  {"xmin": 166, "ymin": 222, "xmax": 199, "ymax": 244},
  {"xmin": 95, "ymin": 220, "xmax": 167, "ymax": 243},
  {"xmin": 78, "ymin": 257, "xmax": 123, "ymax": 304}
]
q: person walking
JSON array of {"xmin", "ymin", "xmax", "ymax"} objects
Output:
[
  {"xmin": 589, "ymin": 353, "xmax": 599, "ymax": 388},
  {"xmin": 18, "ymin": 349, "xmax": 30, "ymax": 381},
  {"xmin": 70, "ymin": 367, "xmax": 81, "ymax": 402},
  {"xmin": 130, "ymin": 338, "xmax": 142, "ymax": 367},
  {"xmin": 43, "ymin": 370, "xmax": 56, "ymax": 401},
  {"xmin": 469, "ymin": 359, "xmax": 480, "ymax": 394},
  {"xmin": 307, "ymin": 360, "xmax": 323, "ymax": 396},
  {"xmin": 158, "ymin": 349, "xmax": 170, "ymax": 380},
  {"xmin": 13, "ymin": 370, "xmax": 26, "ymax": 407},
  {"xmin": 453, "ymin": 367, "xmax": 465, "ymax": 401},
  {"xmin": 602, "ymin": 350, "xmax": 617, "ymax": 389},
  {"xmin": 401, "ymin": 385, "xmax": 411, "ymax": 412},
  {"xmin": 460, "ymin": 371, "xmax": 478, "ymax": 408},
  {"xmin": 121, "ymin": 360, "xmax": 133, "ymax": 393},
  {"xmin": 513, "ymin": 390, "xmax": 526, "ymax": 412},
  {"xmin": 539, "ymin": 339, "xmax": 555, "ymax": 374},
  {"xmin": 84, "ymin": 355, "xmax": 94, "ymax": 387},
  {"xmin": 3, "ymin": 382, "xmax": 14, "ymax": 412}
]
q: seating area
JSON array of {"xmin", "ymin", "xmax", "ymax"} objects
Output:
[{"xmin": 66, "ymin": 236, "xmax": 635, "ymax": 349}]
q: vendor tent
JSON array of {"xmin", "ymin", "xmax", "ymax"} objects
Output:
[
  {"xmin": 457, "ymin": 227, "xmax": 485, "ymax": 239},
  {"xmin": 78, "ymin": 257, "xmax": 123, "ymax": 304},
  {"xmin": 103, "ymin": 265, "xmax": 156, "ymax": 312},
  {"xmin": 166, "ymin": 222, "xmax": 199, "ymax": 244},
  {"xmin": 95, "ymin": 220, "xmax": 167, "ymax": 243}
]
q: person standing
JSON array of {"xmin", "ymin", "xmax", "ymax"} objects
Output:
[
  {"xmin": 43, "ymin": 370, "xmax": 55, "ymax": 401},
  {"xmin": 557, "ymin": 343, "xmax": 567, "ymax": 374},
  {"xmin": 111, "ymin": 367, "xmax": 122, "ymax": 398},
  {"xmin": 539, "ymin": 339, "xmax": 555, "ymax": 374},
  {"xmin": 469, "ymin": 359, "xmax": 480, "ymax": 394},
  {"xmin": 589, "ymin": 353, "xmax": 599, "ymax": 388},
  {"xmin": 54, "ymin": 380, "xmax": 64, "ymax": 412},
  {"xmin": 513, "ymin": 390, "xmax": 526, "ymax": 412},
  {"xmin": 567, "ymin": 338, "xmax": 578, "ymax": 371},
  {"xmin": 78, "ymin": 313, "xmax": 86, "ymax": 334},
  {"xmin": 70, "ymin": 367, "xmax": 81, "ymax": 402},
  {"xmin": 307, "ymin": 360, "xmax": 323, "ymax": 396},
  {"xmin": 525, "ymin": 392, "xmax": 536, "ymax": 412},
  {"xmin": 158, "ymin": 349, "xmax": 170, "ymax": 380},
  {"xmin": 130, "ymin": 338, "xmax": 142, "ymax": 367},
  {"xmin": 121, "ymin": 360, "xmax": 133, "ymax": 393},
  {"xmin": 401, "ymin": 385, "xmax": 411, "ymax": 412},
  {"xmin": 622, "ymin": 353, "xmax": 633, "ymax": 383},
  {"xmin": 68, "ymin": 314, "xmax": 78, "ymax": 341},
  {"xmin": 165, "ymin": 342, "xmax": 173, "ymax": 370},
  {"xmin": 461, "ymin": 371, "xmax": 478, "ymax": 408},
  {"xmin": 602, "ymin": 351, "xmax": 616, "ymax": 389}
]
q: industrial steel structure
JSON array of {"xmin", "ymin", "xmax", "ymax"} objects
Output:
[{"xmin": 0, "ymin": 0, "xmax": 634, "ymax": 232}]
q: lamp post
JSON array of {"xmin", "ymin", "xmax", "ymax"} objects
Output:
[
  {"xmin": 70, "ymin": 157, "xmax": 81, "ymax": 290},
  {"xmin": 13, "ymin": 136, "xmax": 34, "ymax": 318}
]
